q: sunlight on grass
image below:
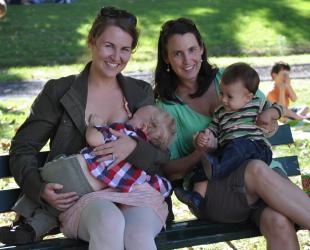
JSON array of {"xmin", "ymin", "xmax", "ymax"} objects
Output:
[
  {"xmin": 236, "ymin": 11, "xmax": 287, "ymax": 55},
  {"xmin": 188, "ymin": 7, "xmax": 216, "ymax": 15}
]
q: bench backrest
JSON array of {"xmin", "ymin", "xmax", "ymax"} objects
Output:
[{"xmin": 0, "ymin": 124, "xmax": 300, "ymax": 213}]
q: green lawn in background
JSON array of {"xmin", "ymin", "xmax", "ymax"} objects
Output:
[{"xmin": 0, "ymin": 0, "xmax": 309, "ymax": 82}]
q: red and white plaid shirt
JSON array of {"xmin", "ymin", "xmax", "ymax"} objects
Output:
[{"xmin": 81, "ymin": 123, "xmax": 171, "ymax": 197}]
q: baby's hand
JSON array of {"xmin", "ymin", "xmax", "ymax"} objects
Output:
[
  {"xmin": 196, "ymin": 131, "xmax": 208, "ymax": 150},
  {"xmin": 193, "ymin": 129, "xmax": 217, "ymax": 152}
]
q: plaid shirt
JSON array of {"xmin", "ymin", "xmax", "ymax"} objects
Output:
[{"xmin": 81, "ymin": 123, "xmax": 171, "ymax": 197}]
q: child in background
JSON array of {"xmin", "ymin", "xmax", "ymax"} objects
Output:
[
  {"xmin": 0, "ymin": 0, "xmax": 7, "ymax": 18},
  {"xmin": 174, "ymin": 63, "xmax": 283, "ymax": 211},
  {"xmin": 267, "ymin": 62, "xmax": 309, "ymax": 120}
]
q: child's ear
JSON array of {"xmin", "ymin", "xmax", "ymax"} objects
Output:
[
  {"xmin": 141, "ymin": 123, "xmax": 148, "ymax": 133},
  {"xmin": 247, "ymin": 93, "xmax": 254, "ymax": 102},
  {"xmin": 271, "ymin": 73, "xmax": 277, "ymax": 80}
]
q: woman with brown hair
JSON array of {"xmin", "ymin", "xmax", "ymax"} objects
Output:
[{"xmin": 0, "ymin": 7, "xmax": 168, "ymax": 250}]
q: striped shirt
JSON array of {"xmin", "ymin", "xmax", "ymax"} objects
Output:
[
  {"xmin": 81, "ymin": 123, "xmax": 172, "ymax": 197},
  {"xmin": 208, "ymin": 97, "xmax": 282, "ymax": 147}
]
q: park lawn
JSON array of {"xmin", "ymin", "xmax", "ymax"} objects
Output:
[{"xmin": 0, "ymin": 0, "xmax": 309, "ymax": 82}]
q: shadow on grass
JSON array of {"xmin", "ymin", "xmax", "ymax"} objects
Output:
[{"xmin": 0, "ymin": 0, "xmax": 309, "ymax": 77}]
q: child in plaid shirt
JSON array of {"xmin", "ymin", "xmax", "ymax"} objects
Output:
[
  {"xmin": 81, "ymin": 105, "xmax": 175, "ymax": 197},
  {"xmin": 40, "ymin": 105, "xmax": 175, "ymax": 200}
]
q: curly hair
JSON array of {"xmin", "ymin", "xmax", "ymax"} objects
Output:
[{"xmin": 135, "ymin": 105, "xmax": 176, "ymax": 150}]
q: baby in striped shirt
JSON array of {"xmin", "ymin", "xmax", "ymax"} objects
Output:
[{"xmin": 175, "ymin": 63, "xmax": 283, "ymax": 211}]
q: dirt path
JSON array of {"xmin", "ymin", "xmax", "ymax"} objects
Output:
[{"xmin": 0, "ymin": 64, "xmax": 310, "ymax": 99}]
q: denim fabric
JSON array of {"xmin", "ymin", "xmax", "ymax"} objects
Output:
[
  {"xmin": 193, "ymin": 138, "xmax": 272, "ymax": 182},
  {"xmin": 210, "ymin": 138, "xmax": 272, "ymax": 180}
]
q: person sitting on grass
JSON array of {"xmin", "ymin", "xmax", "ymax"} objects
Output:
[
  {"xmin": 174, "ymin": 62, "xmax": 283, "ymax": 211},
  {"xmin": 267, "ymin": 62, "xmax": 310, "ymax": 121}
]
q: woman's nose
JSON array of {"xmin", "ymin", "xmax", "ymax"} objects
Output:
[
  {"xmin": 111, "ymin": 49, "xmax": 120, "ymax": 61},
  {"xmin": 183, "ymin": 53, "xmax": 190, "ymax": 64}
]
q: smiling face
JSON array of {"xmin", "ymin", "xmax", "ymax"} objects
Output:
[
  {"xmin": 219, "ymin": 80, "xmax": 253, "ymax": 111},
  {"xmin": 165, "ymin": 32, "xmax": 203, "ymax": 84},
  {"xmin": 89, "ymin": 25, "xmax": 133, "ymax": 80}
]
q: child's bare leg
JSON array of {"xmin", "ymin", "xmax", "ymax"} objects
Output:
[
  {"xmin": 297, "ymin": 106, "xmax": 309, "ymax": 117},
  {"xmin": 76, "ymin": 154, "xmax": 107, "ymax": 191},
  {"xmin": 285, "ymin": 108, "xmax": 303, "ymax": 120},
  {"xmin": 193, "ymin": 181, "xmax": 208, "ymax": 198}
]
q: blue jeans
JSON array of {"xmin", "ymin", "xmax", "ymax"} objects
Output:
[{"xmin": 194, "ymin": 138, "xmax": 272, "ymax": 181}]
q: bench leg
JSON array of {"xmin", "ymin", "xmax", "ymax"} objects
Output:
[{"xmin": 226, "ymin": 241, "xmax": 238, "ymax": 250}]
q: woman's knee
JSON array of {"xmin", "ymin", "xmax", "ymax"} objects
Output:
[
  {"xmin": 246, "ymin": 160, "xmax": 269, "ymax": 177},
  {"xmin": 245, "ymin": 160, "xmax": 272, "ymax": 186},
  {"xmin": 80, "ymin": 200, "xmax": 125, "ymax": 236},
  {"xmin": 260, "ymin": 208, "xmax": 295, "ymax": 237}
]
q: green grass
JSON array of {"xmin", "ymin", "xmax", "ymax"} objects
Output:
[{"xmin": 0, "ymin": 0, "xmax": 309, "ymax": 82}]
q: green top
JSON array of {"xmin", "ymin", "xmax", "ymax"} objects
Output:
[{"xmin": 157, "ymin": 69, "xmax": 285, "ymax": 173}]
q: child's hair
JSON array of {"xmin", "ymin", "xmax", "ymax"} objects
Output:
[
  {"xmin": 271, "ymin": 62, "xmax": 291, "ymax": 75},
  {"xmin": 221, "ymin": 62, "xmax": 260, "ymax": 94},
  {"xmin": 137, "ymin": 105, "xmax": 176, "ymax": 150}
]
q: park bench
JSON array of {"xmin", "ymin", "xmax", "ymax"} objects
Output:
[{"xmin": 0, "ymin": 124, "xmax": 303, "ymax": 249}]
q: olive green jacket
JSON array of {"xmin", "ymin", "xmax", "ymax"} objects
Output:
[{"xmin": 9, "ymin": 62, "xmax": 169, "ymax": 205}]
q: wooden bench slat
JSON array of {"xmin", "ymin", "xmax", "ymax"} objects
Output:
[
  {"xmin": 1, "ymin": 238, "xmax": 88, "ymax": 250},
  {"xmin": 274, "ymin": 156, "xmax": 300, "ymax": 176},
  {"xmin": 0, "ymin": 189, "xmax": 20, "ymax": 213},
  {"xmin": 0, "ymin": 155, "xmax": 10, "ymax": 178},
  {"xmin": 0, "ymin": 152, "xmax": 49, "ymax": 179},
  {"xmin": 156, "ymin": 220, "xmax": 260, "ymax": 249},
  {"xmin": 268, "ymin": 124, "xmax": 294, "ymax": 146}
]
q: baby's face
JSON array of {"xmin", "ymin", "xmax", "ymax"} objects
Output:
[{"xmin": 219, "ymin": 81, "xmax": 253, "ymax": 112}]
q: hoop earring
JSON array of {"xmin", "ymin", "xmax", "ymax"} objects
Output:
[{"xmin": 166, "ymin": 64, "xmax": 170, "ymax": 72}]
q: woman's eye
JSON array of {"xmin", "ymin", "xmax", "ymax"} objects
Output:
[
  {"xmin": 122, "ymin": 48, "xmax": 131, "ymax": 53},
  {"xmin": 189, "ymin": 47, "xmax": 196, "ymax": 53},
  {"xmin": 174, "ymin": 51, "xmax": 181, "ymax": 57}
]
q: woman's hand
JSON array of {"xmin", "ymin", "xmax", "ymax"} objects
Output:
[
  {"xmin": 41, "ymin": 183, "xmax": 79, "ymax": 211},
  {"xmin": 93, "ymin": 128, "xmax": 137, "ymax": 168}
]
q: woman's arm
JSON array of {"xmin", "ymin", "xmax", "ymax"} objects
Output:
[
  {"xmin": 162, "ymin": 150, "xmax": 204, "ymax": 180},
  {"xmin": 9, "ymin": 81, "xmax": 63, "ymax": 204}
]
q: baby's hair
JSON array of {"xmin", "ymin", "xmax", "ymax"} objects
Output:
[
  {"xmin": 271, "ymin": 61, "xmax": 291, "ymax": 75},
  {"xmin": 221, "ymin": 62, "xmax": 260, "ymax": 94},
  {"xmin": 137, "ymin": 105, "xmax": 176, "ymax": 150}
]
